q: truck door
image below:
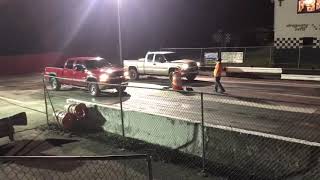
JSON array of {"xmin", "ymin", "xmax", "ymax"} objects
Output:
[
  {"xmin": 73, "ymin": 60, "xmax": 87, "ymax": 87},
  {"xmin": 63, "ymin": 60, "xmax": 75, "ymax": 85},
  {"xmin": 153, "ymin": 54, "xmax": 168, "ymax": 75},
  {"xmin": 144, "ymin": 53, "xmax": 154, "ymax": 74}
]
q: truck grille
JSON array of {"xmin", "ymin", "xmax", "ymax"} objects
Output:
[
  {"xmin": 110, "ymin": 71, "xmax": 124, "ymax": 77},
  {"xmin": 189, "ymin": 66, "xmax": 198, "ymax": 71},
  {"xmin": 190, "ymin": 62, "xmax": 197, "ymax": 67}
]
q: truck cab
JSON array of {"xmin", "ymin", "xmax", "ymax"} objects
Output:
[
  {"xmin": 124, "ymin": 51, "xmax": 199, "ymax": 81},
  {"xmin": 45, "ymin": 57, "xmax": 128, "ymax": 96}
]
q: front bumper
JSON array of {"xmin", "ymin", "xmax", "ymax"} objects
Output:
[
  {"xmin": 98, "ymin": 77, "xmax": 128, "ymax": 90},
  {"xmin": 181, "ymin": 67, "xmax": 199, "ymax": 76}
]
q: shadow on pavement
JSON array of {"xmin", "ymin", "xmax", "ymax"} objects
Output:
[
  {"xmin": 135, "ymin": 76, "xmax": 213, "ymax": 88},
  {"xmin": 0, "ymin": 139, "xmax": 78, "ymax": 156}
]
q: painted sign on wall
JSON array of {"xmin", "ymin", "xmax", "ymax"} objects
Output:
[{"xmin": 221, "ymin": 52, "xmax": 243, "ymax": 63}]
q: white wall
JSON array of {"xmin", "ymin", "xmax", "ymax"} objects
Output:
[{"xmin": 275, "ymin": 0, "xmax": 320, "ymax": 38}]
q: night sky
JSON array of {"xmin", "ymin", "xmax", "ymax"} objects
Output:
[{"xmin": 0, "ymin": 0, "xmax": 273, "ymax": 62}]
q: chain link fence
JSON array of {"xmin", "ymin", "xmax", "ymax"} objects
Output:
[
  {"xmin": 0, "ymin": 155, "xmax": 152, "ymax": 180},
  {"xmin": 161, "ymin": 46, "xmax": 320, "ymax": 69},
  {"xmin": 42, "ymin": 75, "xmax": 320, "ymax": 179}
]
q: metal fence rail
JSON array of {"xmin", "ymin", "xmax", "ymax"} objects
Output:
[{"xmin": 0, "ymin": 155, "xmax": 153, "ymax": 180}]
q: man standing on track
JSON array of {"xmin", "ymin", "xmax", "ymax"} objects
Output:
[{"xmin": 213, "ymin": 58, "xmax": 226, "ymax": 93}]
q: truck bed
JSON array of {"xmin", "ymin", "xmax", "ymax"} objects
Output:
[{"xmin": 44, "ymin": 67, "xmax": 64, "ymax": 77}]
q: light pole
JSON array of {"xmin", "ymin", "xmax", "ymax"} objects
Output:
[{"xmin": 117, "ymin": 0, "xmax": 123, "ymax": 66}]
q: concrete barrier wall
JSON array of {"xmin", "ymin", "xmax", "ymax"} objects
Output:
[
  {"xmin": 225, "ymin": 66, "xmax": 320, "ymax": 81},
  {"xmin": 0, "ymin": 52, "xmax": 65, "ymax": 75},
  {"xmin": 67, "ymin": 99, "xmax": 203, "ymax": 157},
  {"xmin": 67, "ymin": 99, "xmax": 319, "ymax": 178},
  {"xmin": 99, "ymin": 106, "xmax": 203, "ymax": 156},
  {"xmin": 226, "ymin": 67, "xmax": 282, "ymax": 74}
]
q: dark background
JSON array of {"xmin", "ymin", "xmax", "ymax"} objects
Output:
[{"xmin": 0, "ymin": 0, "xmax": 273, "ymax": 63}]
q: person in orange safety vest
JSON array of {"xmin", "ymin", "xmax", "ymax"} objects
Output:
[{"xmin": 213, "ymin": 58, "xmax": 225, "ymax": 93}]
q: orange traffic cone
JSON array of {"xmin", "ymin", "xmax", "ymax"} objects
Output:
[{"xmin": 172, "ymin": 69, "xmax": 183, "ymax": 91}]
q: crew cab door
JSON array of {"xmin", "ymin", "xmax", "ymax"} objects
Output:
[
  {"xmin": 144, "ymin": 53, "xmax": 154, "ymax": 74},
  {"xmin": 73, "ymin": 60, "xmax": 87, "ymax": 87},
  {"xmin": 153, "ymin": 54, "xmax": 168, "ymax": 75},
  {"xmin": 62, "ymin": 60, "xmax": 75, "ymax": 85}
]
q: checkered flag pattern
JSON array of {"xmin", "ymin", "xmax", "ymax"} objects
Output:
[
  {"xmin": 274, "ymin": 38, "xmax": 303, "ymax": 49},
  {"xmin": 313, "ymin": 38, "xmax": 320, "ymax": 48}
]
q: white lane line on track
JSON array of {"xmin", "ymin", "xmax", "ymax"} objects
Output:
[
  {"xmin": 0, "ymin": 96, "xmax": 46, "ymax": 114},
  {"xmin": 281, "ymin": 74, "xmax": 320, "ymax": 81},
  {"xmin": 0, "ymin": 96, "xmax": 27, "ymax": 104},
  {"xmin": 67, "ymin": 98, "xmax": 320, "ymax": 147},
  {"xmin": 0, "ymin": 96, "xmax": 43, "ymax": 105},
  {"xmin": 206, "ymin": 124, "xmax": 320, "ymax": 147}
]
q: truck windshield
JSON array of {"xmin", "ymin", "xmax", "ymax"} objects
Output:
[
  {"xmin": 85, "ymin": 59, "xmax": 111, "ymax": 69},
  {"xmin": 163, "ymin": 53, "xmax": 181, "ymax": 61}
]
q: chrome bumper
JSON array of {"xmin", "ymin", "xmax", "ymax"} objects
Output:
[{"xmin": 98, "ymin": 78, "xmax": 128, "ymax": 90}]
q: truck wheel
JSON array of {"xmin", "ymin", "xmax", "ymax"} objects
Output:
[
  {"xmin": 129, "ymin": 69, "xmax": 139, "ymax": 80},
  {"xmin": 50, "ymin": 78, "xmax": 61, "ymax": 91},
  {"xmin": 88, "ymin": 83, "xmax": 100, "ymax": 97},
  {"xmin": 186, "ymin": 75, "xmax": 197, "ymax": 81},
  {"xmin": 169, "ymin": 71, "xmax": 175, "ymax": 82}
]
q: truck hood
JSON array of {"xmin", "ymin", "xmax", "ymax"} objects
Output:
[
  {"xmin": 91, "ymin": 67, "xmax": 124, "ymax": 75},
  {"xmin": 171, "ymin": 59, "xmax": 196, "ymax": 64}
]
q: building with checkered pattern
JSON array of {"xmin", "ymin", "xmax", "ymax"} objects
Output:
[
  {"xmin": 274, "ymin": 0, "xmax": 320, "ymax": 68},
  {"xmin": 275, "ymin": 0, "xmax": 320, "ymax": 48}
]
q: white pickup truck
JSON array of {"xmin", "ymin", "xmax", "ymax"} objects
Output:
[{"xmin": 124, "ymin": 51, "xmax": 199, "ymax": 81}]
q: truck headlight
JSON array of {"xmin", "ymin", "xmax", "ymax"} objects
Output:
[
  {"xmin": 106, "ymin": 69, "xmax": 113, "ymax": 74},
  {"xmin": 182, "ymin": 64, "xmax": 189, "ymax": 70},
  {"xmin": 99, "ymin": 74, "xmax": 109, "ymax": 82},
  {"xmin": 196, "ymin": 62, "xmax": 201, "ymax": 67},
  {"xmin": 124, "ymin": 71, "xmax": 129, "ymax": 78}
]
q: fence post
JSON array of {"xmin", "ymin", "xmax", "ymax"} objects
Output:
[
  {"xmin": 147, "ymin": 156, "xmax": 153, "ymax": 180},
  {"xmin": 199, "ymin": 93, "xmax": 207, "ymax": 176},
  {"xmin": 200, "ymin": 48, "xmax": 203, "ymax": 64},
  {"xmin": 269, "ymin": 47, "xmax": 273, "ymax": 67},
  {"xmin": 119, "ymin": 85, "xmax": 125, "ymax": 137},
  {"xmin": 44, "ymin": 77, "xmax": 63, "ymax": 130},
  {"xmin": 42, "ymin": 76, "xmax": 49, "ymax": 126},
  {"xmin": 244, "ymin": 47, "xmax": 247, "ymax": 63},
  {"xmin": 298, "ymin": 47, "xmax": 301, "ymax": 69}
]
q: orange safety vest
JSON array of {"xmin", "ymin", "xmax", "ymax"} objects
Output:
[{"xmin": 213, "ymin": 62, "xmax": 222, "ymax": 77}]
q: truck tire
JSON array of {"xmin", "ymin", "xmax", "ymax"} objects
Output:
[
  {"xmin": 186, "ymin": 74, "xmax": 197, "ymax": 81},
  {"xmin": 129, "ymin": 69, "xmax": 139, "ymax": 80},
  {"xmin": 88, "ymin": 82, "xmax": 100, "ymax": 97},
  {"xmin": 169, "ymin": 69, "xmax": 175, "ymax": 83},
  {"xmin": 50, "ymin": 78, "xmax": 61, "ymax": 91}
]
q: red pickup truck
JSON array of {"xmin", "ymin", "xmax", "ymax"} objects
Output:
[{"xmin": 45, "ymin": 57, "xmax": 128, "ymax": 96}]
